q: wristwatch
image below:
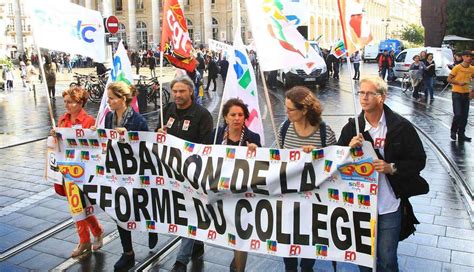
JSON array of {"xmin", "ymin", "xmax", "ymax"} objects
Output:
[{"xmin": 390, "ymin": 163, "xmax": 397, "ymax": 175}]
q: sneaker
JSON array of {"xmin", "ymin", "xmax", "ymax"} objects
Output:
[
  {"xmin": 191, "ymin": 242, "xmax": 204, "ymax": 259},
  {"xmin": 450, "ymin": 132, "xmax": 457, "ymax": 141},
  {"xmin": 71, "ymin": 242, "xmax": 91, "ymax": 257},
  {"xmin": 92, "ymin": 227, "xmax": 104, "ymax": 251},
  {"xmin": 170, "ymin": 261, "xmax": 187, "ymax": 272},
  {"xmin": 458, "ymin": 135, "xmax": 472, "ymax": 142},
  {"xmin": 149, "ymin": 232, "xmax": 158, "ymax": 249},
  {"xmin": 114, "ymin": 253, "xmax": 135, "ymax": 271}
]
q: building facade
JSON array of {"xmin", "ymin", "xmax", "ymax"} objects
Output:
[{"xmin": 1, "ymin": 0, "xmax": 421, "ymax": 57}]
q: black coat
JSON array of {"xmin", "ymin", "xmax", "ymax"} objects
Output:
[
  {"xmin": 213, "ymin": 126, "xmax": 261, "ymax": 147},
  {"xmin": 207, "ymin": 59, "xmax": 219, "ymax": 79}
]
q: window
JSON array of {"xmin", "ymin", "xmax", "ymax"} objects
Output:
[
  {"xmin": 186, "ymin": 19, "xmax": 193, "ymax": 42},
  {"xmin": 8, "ymin": 3, "xmax": 13, "ymax": 15},
  {"xmin": 137, "ymin": 21, "xmax": 148, "ymax": 49},
  {"xmin": 212, "ymin": 18, "xmax": 218, "ymax": 41},
  {"xmin": 9, "ymin": 18, "xmax": 15, "ymax": 31},
  {"xmin": 395, "ymin": 51, "xmax": 406, "ymax": 63},
  {"xmin": 117, "ymin": 23, "xmax": 127, "ymax": 44},
  {"xmin": 27, "ymin": 25, "xmax": 31, "ymax": 32},
  {"xmin": 21, "ymin": 19, "xmax": 26, "ymax": 32},
  {"xmin": 136, "ymin": 0, "xmax": 144, "ymax": 10},
  {"xmin": 115, "ymin": 0, "xmax": 123, "ymax": 11}
]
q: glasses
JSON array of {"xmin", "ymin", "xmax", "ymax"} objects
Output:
[{"xmin": 357, "ymin": 91, "xmax": 382, "ymax": 97}]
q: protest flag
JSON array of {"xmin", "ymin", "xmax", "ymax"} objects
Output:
[
  {"xmin": 96, "ymin": 41, "xmax": 138, "ymax": 128},
  {"xmin": 331, "ymin": 40, "xmax": 348, "ymax": 59},
  {"xmin": 337, "ymin": 0, "xmax": 373, "ymax": 54}
]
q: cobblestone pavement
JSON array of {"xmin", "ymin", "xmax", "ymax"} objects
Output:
[{"xmin": 0, "ymin": 63, "xmax": 472, "ymax": 271}]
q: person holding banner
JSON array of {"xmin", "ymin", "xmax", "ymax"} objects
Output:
[
  {"xmin": 278, "ymin": 86, "xmax": 337, "ymax": 271},
  {"xmin": 156, "ymin": 75, "xmax": 213, "ymax": 272},
  {"xmin": 52, "ymin": 86, "xmax": 104, "ymax": 258},
  {"xmin": 338, "ymin": 76, "xmax": 428, "ymax": 272},
  {"xmin": 100, "ymin": 81, "xmax": 151, "ymax": 270},
  {"xmin": 213, "ymin": 98, "xmax": 261, "ymax": 272}
]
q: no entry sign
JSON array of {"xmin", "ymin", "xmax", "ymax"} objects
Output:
[{"xmin": 105, "ymin": 16, "xmax": 119, "ymax": 34}]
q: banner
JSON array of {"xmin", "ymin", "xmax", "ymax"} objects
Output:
[
  {"xmin": 337, "ymin": 0, "xmax": 373, "ymax": 54},
  {"xmin": 222, "ymin": 31, "xmax": 265, "ymax": 144},
  {"xmin": 161, "ymin": 0, "xmax": 198, "ymax": 72},
  {"xmin": 95, "ymin": 40, "xmax": 138, "ymax": 128},
  {"xmin": 208, "ymin": 39, "xmax": 233, "ymax": 57},
  {"xmin": 26, "ymin": 0, "xmax": 105, "ymax": 62},
  {"xmin": 244, "ymin": 0, "xmax": 325, "ymax": 74},
  {"xmin": 49, "ymin": 128, "xmax": 379, "ymax": 268},
  {"xmin": 331, "ymin": 40, "xmax": 348, "ymax": 59}
]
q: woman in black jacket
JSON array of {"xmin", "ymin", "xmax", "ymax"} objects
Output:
[{"xmin": 205, "ymin": 55, "xmax": 219, "ymax": 92}]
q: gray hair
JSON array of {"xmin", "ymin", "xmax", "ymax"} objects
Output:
[
  {"xmin": 170, "ymin": 75, "xmax": 195, "ymax": 93},
  {"xmin": 359, "ymin": 75, "xmax": 388, "ymax": 95}
]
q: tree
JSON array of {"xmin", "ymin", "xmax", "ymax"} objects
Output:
[
  {"xmin": 400, "ymin": 24, "xmax": 425, "ymax": 46},
  {"xmin": 446, "ymin": 0, "xmax": 474, "ymax": 38}
]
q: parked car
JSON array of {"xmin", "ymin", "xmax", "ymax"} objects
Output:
[
  {"xmin": 276, "ymin": 42, "xmax": 329, "ymax": 88},
  {"xmin": 394, "ymin": 47, "xmax": 454, "ymax": 83},
  {"xmin": 362, "ymin": 44, "xmax": 379, "ymax": 62},
  {"xmin": 379, "ymin": 39, "xmax": 404, "ymax": 56}
]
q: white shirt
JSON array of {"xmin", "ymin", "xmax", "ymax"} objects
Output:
[{"xmin": 364, "ymin": 111, "xmax": 400, "ymax": 215}]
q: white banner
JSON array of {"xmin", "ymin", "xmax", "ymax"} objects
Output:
[
  {"xmin": 26, "ymin": 0, "xmax": 105, "ymax": 62},
  {"xmin": 208, "ymin": 39, "xmax": 233, "ymax": 57},
  {"xmin": 49, "ymin": 128, "xmax": 379, "ymax": 268}
]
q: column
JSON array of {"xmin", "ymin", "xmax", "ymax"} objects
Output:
[
  {"xmin": 203, "ymin": 0, "xmax": 212, "ymax": 44},
  {"xmin": 85, "ymin": 0, "xmax": 92, "ymax": 9},
  {"xmin": 232, "ymin": 0, "xmax": 239, "ymax": 39},
  {"xmin": 152, "ymin": 0, "xmax": 160, "ymax": 48},
  {"xmin": 128, "ymin": 0, "xmax": 137, "ymax": 50},
  {"xmin": 14, "ymin": 0, "xmax": 23, "ymax": 53},
  {"xmin": 79, "ymin": 0, "xmax": 85, "ymax": 6},
  {"xmin": 102, "ymin": 0, "xmax": 113, "ymax": 16}
]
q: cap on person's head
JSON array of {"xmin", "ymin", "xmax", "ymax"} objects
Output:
[{"xmin": 461, "ymin": 50, "xmax": 472, "ymax": 56}]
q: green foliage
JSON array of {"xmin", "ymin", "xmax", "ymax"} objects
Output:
[
  {"xmin": 446, "ymin": 0, "xmax": 474, "ymax": 38},
  {"xmin": 400, "ymin": 24, "xmax": 425, "ymax": 46}
]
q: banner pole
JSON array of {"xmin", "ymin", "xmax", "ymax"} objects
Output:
[
  {"xmin": 159, "ymin": 51, "xmax": 164, "ymax": 127},
  {"xmin": 345, "ymin": 54, "xmax": 360, "ymax": 135},
  {"xmin": 259, "ymin": 68, "xmax": 280, "ymax": 148},
  {"xmin": 34, "ymin": 45, "xmax": 56, "ymax": 128}
]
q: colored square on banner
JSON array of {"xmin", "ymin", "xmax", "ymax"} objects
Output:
[
  {"xmin": 65, "ymin": 149, "xmax": 75, "ymax": 159},
  {"xmin": 78, "ymin": 139, "xmax": 89, "ymax": 147},
  {"xmin": 226, "ymin": 148, "xmax": 236, "ymax": 159},
  {"xmin": 350, "ymin": 146, "xmax": 364, "ymax": 157},
  {"xmin": 269, "ymin": 149, "xmax": 280, "ymax": 161},
  {"xmin": 219, "ymin": 177, "xmax": 230, "ymax": 190},
  {"xmin": 128, "ymin": 131, "xmax": 139, "ymax": 141},
  {"xmin": 357, "ymin": 194, "xmax": 371, "ymax": 206},
  {"xmin": 188, "ymin": 225, "xmax": 197, "ymax": 236},
  {"xmin": 88, "ymin": 139, "xmax": 100, "ymax": 147},
  {"xmin": 66, "ymin": 139, "xmax": 78, "ymax": 146},
  {"xmin": 146, "ymin": 220, "xmax": 155, "ymax": 230},
  {"xmin": 343, "ymin": 192, "xmax": 354, "ymax": 204},
  {"xmin": 80, "ymin": 151, "xmax": 90, "ymax": 161},
  {"xmin": 267, "ymin": 240, "xmax": 277, "ymax": 252},
  {"xmin": 328, "ymin": 188, "xmax": 339, "ymax": 201},
  {"xmin": 184, "ymin": 142, "xmax": 195, "ymax": 152},
  {"xmin": 228, "ymin": 233, "xmax": 236, "ymax": 245},
  {"xmin": 312, "ymin": 149, "xmax": 324, "ymax": 160},
  {"xmin": 316, "ymin": 244, "xmax": 328, "ymax": 256},
  {"xmin": 96, "ymin": 165, "xmax": 105, "ymax": 175},
  {"xmin": 97, "ymin": 129, "xmax": 107, "ymax": 138},
  {"xmin": 140, "ymin": 176, "xmax": 150, "ymax": 185},
  {"xmin": 324, "ymin": 160, "xmax": 333, "ymax": 172}
]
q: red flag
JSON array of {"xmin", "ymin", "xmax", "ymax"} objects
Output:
[
  {"xmin": 161, "ymin": 0, "xmax": 197, "ymax": 72},
  {"xmin": 337, "ymin": 0, "xmax": 373, "ymax": 54}
]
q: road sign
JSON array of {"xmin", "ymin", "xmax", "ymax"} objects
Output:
[
  {"xmin": 105, "ymin": 16, "xmax": 119, "ymax": 34},
  {"xmin": 108, "ymin": 36, "xmax": 118, "ymax": 43}
]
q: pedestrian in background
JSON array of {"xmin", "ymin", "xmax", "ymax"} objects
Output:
[
  {"xmin": 409, "ymin": 55, "xmax": 426, "ymax": 100},
  {"xmin": 378, "ymin": 50, "xmax": 392, "ymax": 81},
  {"xmin": 447, "ymin": 50, "xmax": 473, "ymax": 142},
  {"xmin": 2, "ymin": 64, "xmax": 14, "ymax": 93},
  {"xmin": 352, "ymin": 50, "xmax": 361, "ymax": 80},
  {"xmin": 278, "ymin": 86, "xmax": 337, "ymax": 272},
  {"xmin": 205, "ymin": 54, "xmax": 219, "ymax": 92},
  {"xmin": 52, "ymin": 86, "xmax": 105, "ymax": 258},
  {"xmin": 338, "ymin": 75, "xmax": 427, "ymax": 272},
  {"xmin": 25, "ymin": 61, "xmax": 37, "ymax": 92},
  {"xmin": 149, "ymin": 52, "xmax": 157, "ymax": 78},
  {"xmin": 422, "ymin": 53, "xmax": 436, "ymax": 101},
  {"xmin": 43, "ymin": 55, "xmax": 57, "ymax": 99}
]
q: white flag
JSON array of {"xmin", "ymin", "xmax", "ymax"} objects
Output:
[
  {"xmin": 222, "ymin": 32, "xmax": 265, "ymax": 145},
  {"xmin": 26, "ymin": 0, "xmax": 105, "ymax": 62},
  {"xmin": 96, "ymin": 41, "xmax": 138, "ymax": 127}
]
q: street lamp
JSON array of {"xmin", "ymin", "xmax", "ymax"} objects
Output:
[{"xmin": 382, "ymin": 18, "xmax": 391, "ymax": 40}]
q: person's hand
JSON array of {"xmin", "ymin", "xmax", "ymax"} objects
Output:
[
  {"xmin": 246, "ymin": 142, "xmax": 258, "ymax": 152},
  {"xmin": 116, "ymin": 127, "xmax": 127, "ymax": 134},
  {"xmin": 301, "ymin": 145, "xmax": 315, "ymax": 153},
  {"xmin": 50, "ymin": 128, "xmax": 57, "ymax": 137},
  {"xmin": 373, "ymin": 159, "xmax": 393, "ymax": 174},
  {"xmin": 349, "ymin": 134, "xmax": 364, "ymax": 148},
  {"xmin": 156, "ymin": 127, "xmax": 167, "ymax": 134},
  {"xmin": 90, "ymin": 126, "xmax": 97, "ymax": 131}
]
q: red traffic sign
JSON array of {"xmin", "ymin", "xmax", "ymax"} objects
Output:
[{"xmin": 105, "ymin": 16, "xmax": 119, "ymax": 34}]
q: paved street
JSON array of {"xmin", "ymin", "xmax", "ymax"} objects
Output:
[{"xmin": 0, "ymin": 63, "xmax": 473, "ymax": 271}]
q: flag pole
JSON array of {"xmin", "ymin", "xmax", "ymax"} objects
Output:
[
  {"xmin": 259, "ymin": 68, "xmax": 280, "ymax": 149},
  {"xmin": 159, "ymin": 51, "xmax": 164, "ymax": 127},
  {"xmin": 337, "ymin": 0, "xmax": 360, "ymax": 136},
  {"xmin": 34, "ymin": 44, "xmax": 56, "ymax": 128}
]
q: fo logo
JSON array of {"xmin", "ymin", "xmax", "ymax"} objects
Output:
[
  {"xmin": 127, "ymin": 222, "xmax": 137, "ymax": 230},
  {"xmin": 344, "ymin": 251, "xmax": 356, "ymax": 261}
]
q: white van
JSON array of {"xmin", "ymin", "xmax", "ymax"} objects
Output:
[
  {"xmin": 394, "ymin": 47, "xmax": 454, "ymax": 83},
  {"xmin": 362, "ymin": 44, "xmax": 378, "ymax": 62}
]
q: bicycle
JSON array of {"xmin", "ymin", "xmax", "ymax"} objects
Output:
[
  {"xmin": 135, "ymin": 75, "xmax": 170, "ymax": 109},
  {"xmin": 69, "ymin": 73, "xmax": 104, "ymax": 103},
  {"xmin": 401, "ymin": 73, "xmax": 414, "ymax": 93}
]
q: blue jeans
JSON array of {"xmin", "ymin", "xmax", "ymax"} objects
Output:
[
  {"xmin": 423, "ymin": 77, "xmax": 435, "ymax": 99},
  {"xmin": 451, "ymin": 92, "xmax": 470, "ymax": 136},
  {"xmin": 359, "ymin": 205, "xmax": 402, "ymax": 272},
  {"xmin": 176, "ymin": 237, "xmax": 203, "ymax": 265}
]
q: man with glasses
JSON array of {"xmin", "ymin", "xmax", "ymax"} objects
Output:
[{"xmin": 338, "ymin": 76, "xmax": 427, "ymax": 272}]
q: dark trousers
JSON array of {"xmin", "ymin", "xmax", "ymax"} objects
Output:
[
  {"xmin": 332, "ymin": 64, "xmax": 339, "ymax": 79},
  {"xmin": 118, "ymin": 226, "xmax": 133, "ymax": 253},
  {"xmin": 451, "ymin": 92, "xmax": 470, "ymax": 136},
  {"xmin": 353, "ymin": 63, "xmax": 360, "ymax": 79},
  {"xmin": 413, "ymin": 82, "xmax": 422, "ymax": 99},
  {"xmin": 380, "ymin": 67, "xmax": 388, "ymax": 80},
  {"xmin": 206, "ymin": 77, "xmax": 217, "ymax": 91},
  {"xmin": 283, "ymin": 257, "xmax": 315, "ymax": 270},
  {"xmin": 48, "ymin": 86, "xmax": 56, "ymax": 98}
]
